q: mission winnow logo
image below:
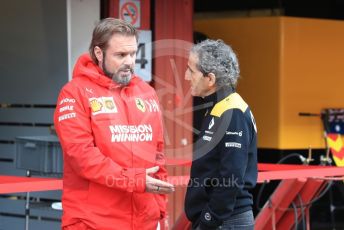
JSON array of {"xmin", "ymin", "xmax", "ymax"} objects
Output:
[{"xmin": 109, "ymin": 124, "xmax": 153, "ymax": 142}]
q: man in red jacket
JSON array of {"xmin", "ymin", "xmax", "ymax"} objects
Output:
[{"xmin": 54, "ymin": 18, "xmax": 174, "ymax": 230}]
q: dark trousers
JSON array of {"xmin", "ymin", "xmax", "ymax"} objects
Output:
[
  {"xmin": 217, "ymin": 210, "xmax": 254, "ymax": 230},
  {"xmin": 193, "ymin": 210, "xmax": 254, "ymax": 230}
]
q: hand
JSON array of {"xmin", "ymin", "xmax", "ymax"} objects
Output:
[{"xmin": 145, "ymin": 166, "xmax": 175, "ymax": 194}]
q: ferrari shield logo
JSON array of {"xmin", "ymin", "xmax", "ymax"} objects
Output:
[{"xmin": 135, "ymin": 98, "xmax": 146, "ymax": 112}]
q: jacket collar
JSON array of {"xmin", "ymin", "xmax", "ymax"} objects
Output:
[{"xmin": 203, "ymin": 87, "xmax": 235, "ymax": 104}]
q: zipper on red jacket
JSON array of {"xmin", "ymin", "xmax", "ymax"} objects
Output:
[{"xmin": 119, "ymin": 86, "xmax": 135, "ymax": 229}]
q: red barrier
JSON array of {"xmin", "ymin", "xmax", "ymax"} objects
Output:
[
  {"xmin": 171, "ymin": 165, "xmax": 344, "ymax": 230},
  {"xmin": 0, "ymin": 175, "xmax": 62, "ymax": 194},
  {"xmin": 255, "ymin": 179, "xmax": 307, "ymax": 230},
  {"xmin": 1, "ymin": 164, "xmax": 344, "ymax": 230},
  {"xmin": 276, "ymin": 179, "xmax": 327, "ymax": 230}
]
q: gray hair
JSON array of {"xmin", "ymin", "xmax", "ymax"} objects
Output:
[{"xmin": 191, "ymin": 39, "xmax": 240, "ymax": 89}]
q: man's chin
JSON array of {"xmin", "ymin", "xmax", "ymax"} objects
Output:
[{"xmin": 112, "ymin": 75, "xmax": 132, "ymax": 86}]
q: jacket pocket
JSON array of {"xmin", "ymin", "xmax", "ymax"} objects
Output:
[
  {"xmin": 133, "ymin": 193, "xmax": 160, "ymax": 220},
  {"xmin": 87, "ymin": 182, "xmax": 131, "ymax": 215}
]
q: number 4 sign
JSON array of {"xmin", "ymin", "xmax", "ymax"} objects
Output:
[{"xmin": 135, "ymin": 30, "xmax": 152, "ymax": 82}]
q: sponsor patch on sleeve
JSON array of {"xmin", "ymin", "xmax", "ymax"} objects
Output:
[
  {"xmin": 57, "ymin": 98, "xmax": 77, "ymax": 122},
  {"xmin": 58, "ymin": 112, "xmax": 76, "ymax": 122},
  {"xmin": 59, "ymin": 98, "xmax": 76, "ymax": 105}
]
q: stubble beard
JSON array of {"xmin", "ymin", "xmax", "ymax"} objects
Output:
[{"xmin": 102, "ymin": 61, "xmax": 134, "ymax": 86}]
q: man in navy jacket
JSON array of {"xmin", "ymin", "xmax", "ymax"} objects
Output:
[{"xmin": 184, "ymin": 39, "xmax": 257, "ymax": 230}]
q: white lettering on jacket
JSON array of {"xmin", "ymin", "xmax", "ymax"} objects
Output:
[
  {"xmin": 144, "ymin": 99, "xmax": 160, "ymax": 112},
  {"xmin": 225, "ymin": 142, "xmax": 242, "ymax": 148},
  {"xmin": 202, "ymin": 136, "xmax": 212, "ymax": 141},
  {"xmin": 109, "ymin": 124, "xmax": 153, "ymax": 142},
  {"xmin": 226, "ymin": 131, "xmax": 242, "ymax": 136},
  {"xmin": 58, "ymin": 112, "xmax": 76, "ymax": 122},
  {"xmin": 59, "ymin": 98, "xmax": 76, "ymax": 105},
  {"xmin": 59, "ymin": 105, "xmax": 74, "ymax": 112}
]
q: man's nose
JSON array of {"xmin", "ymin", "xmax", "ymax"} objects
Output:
[
  {"xmin": 185, "ymin": 71, "xmax": 190, "ymax": 80},
  {"xmin": 124, "ymin": 54, "xmax": 135, "ymax": 66}
]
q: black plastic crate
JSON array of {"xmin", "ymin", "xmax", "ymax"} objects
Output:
[{"xmin": 15, "ymin": 136, "xmax": 63, "ymax": 174}]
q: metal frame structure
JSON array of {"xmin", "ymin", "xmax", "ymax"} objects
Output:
[{"xmin": 170, "ymin": 163, "xmax": 344, "ymax": 230}]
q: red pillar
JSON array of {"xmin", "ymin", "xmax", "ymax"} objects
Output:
[
  {"xmin": 108, "ymin": 0, "xmax": 194, "ymax": 227},
  {"xmin": 154, "ymin": 0, "xmax": 194, "ymax": 228}
]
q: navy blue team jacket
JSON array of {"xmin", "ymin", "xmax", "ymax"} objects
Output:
[{"xmin": 184, "ymin": 89, "xmax": 258, "ymax": 229}]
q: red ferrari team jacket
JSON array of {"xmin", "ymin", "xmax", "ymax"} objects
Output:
[{"xmin": 54, "ymin": 54, "xmax": 167, "ymax": 230}]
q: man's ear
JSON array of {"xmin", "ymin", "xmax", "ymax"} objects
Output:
[
  {"xmin": 94, "ymin": 46, "xmax": 103, "ymax": 63},
  {"xmin": 207, "ymin": 73, "xmax": 216, "ymax": 87}
]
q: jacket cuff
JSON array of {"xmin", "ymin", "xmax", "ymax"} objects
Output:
[
  {"xmin": 121, "ymin": 168, "xmax": 146, "ymax": 193},
  {"xmin": 199, "ymin": 206, "xmax": 222, "ymax": 229}
]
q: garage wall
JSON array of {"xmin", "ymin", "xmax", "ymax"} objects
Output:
[
  {"xmin": 195, "ymin": 16, "xmax": 344, "ymax": 149},
  {"xmin": 0, "ymin": 0, "xmax": 99, "ymax": 229}
]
